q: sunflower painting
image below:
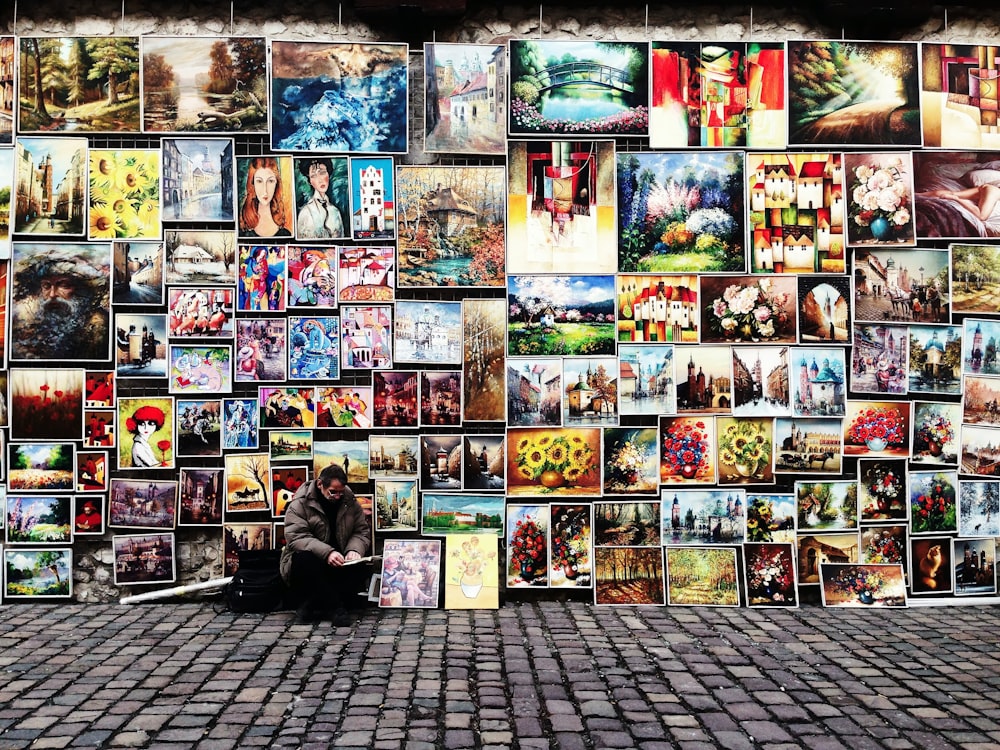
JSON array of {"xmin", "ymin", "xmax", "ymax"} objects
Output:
[
  {"xmin": 88, "ymin": 149, "xmax": 161, "ymax": 240},
  {"xmin": 507, "ymin": 427, "xmax": 602, "ymax": 497}
]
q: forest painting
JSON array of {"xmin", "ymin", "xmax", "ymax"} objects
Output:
[
  {"xmin": 141, "ymin": 37, "xmax": 267, "ymax": 133},
  {"xmin": 462, "ymin": 299, "xmax": 506, "ymax": 423},
  {"xmin": 424, "ymin": 43, "xmax": 506, "ymax": 155},
  {"xmin": 508, "ymin": 40, "xmax": 648, "ymax": 136},
  {"xmin": 787, "ymin": 40, "xmax": 921, "ymax": 147},
  {"xmin": 396, "ymin": 165, "xmax": 506, "ymax": 287},
  {"xmin": 19, "ymin": 37, "xmax": 140, "ymax": 132},
  {"xmin": 665, "ymin": 546, "xmax": 739, "ymax": 606},
  {"xmin": 617, "ymin": 151, "xmax": 745, "ymax": 273},
  {"xmin": 951, "ymin": 244, "xmax": 1000, "ymax": 314},
  {"xmin": 594, "ymin": 547, "xmax": 665, "ymax": 605}
]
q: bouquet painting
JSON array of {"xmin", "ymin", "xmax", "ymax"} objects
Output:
[
  {"xmin": 743, "ymin": 543, "xmax": 797, "ymax": 607},
  {"xmin": 549, "ymin": 505, "xmax": 592, "ymax": 588},
  {"xmin": 909, "ymin": 471, "xmax": 958, "ymax": 535},
  {"xmin": 506, "ymin": 505, "xmax": 549, "ymax": 587},
  {"xmin": 859, "ymin": 459, "xmax": 907, "ymax": 521},
  {"xmin": 821, "ymin": 563, "xmax": 907, "ymax": 607},
  {"xmin": 507, "ymin": 427, "xmax": 601, "ymax": 496},
  {"xmin": 659, "ymin": 416, "xmax": 715, "ymax": 484},
  {"xmin": 861, "ymin": 526, "xmax": 907, "ymax": 566},
  {"xmin": 844, "ymin": 401, "xmax": 910, "ymax": 456},
  {"xmin": 716, "ymin": 417, "xmax": 773, "ymax": 484},
  {"xmin": 701, "ymin": 275, "xmax": 796, "ymax": 344},
  {"xmin": 912, "ymin": 402, "xmax": 959, "ymax": 464},
  {"xmin": 604, "ymin": 428, "xmax": 658, "ymax": 494},
  {"xmin": 844, "ymin": 152, "xmax": 915, "ymax": 246},
  {"xmin": 89, "ymin": 149, "xmax": 161, "ymax": 240}
]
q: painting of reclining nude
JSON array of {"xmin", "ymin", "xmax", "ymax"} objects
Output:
[{"xmin": 913, "ymin": 151, "xmax": 1000, "ymax": 239}]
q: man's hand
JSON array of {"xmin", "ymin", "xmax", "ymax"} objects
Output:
[
  {"xmin": 327, "ymin": 550, "xmax": 345, "ymax": 567},
  {"xmin": 345, "ymin": 550, "xmax": 361, "ymax": 563}
]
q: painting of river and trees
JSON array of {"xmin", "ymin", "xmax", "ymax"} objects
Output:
[
  {"xmin": 4, "ymin": 549, "xmax": 72, "ymax": 598},
  {"xmin": 19, "ymin": 37, "xmax": 140, "ymax": 133},
  {"xmin": 397, "ymin": 166, "xmax": 506, "ymax": 288},
  {"xmin": 142, "ymin": 37, "xmax": 267, "ymax": 133},
  {"xmin": 594, "ymin": 547, "xmax": 665, "ymax": 605}
]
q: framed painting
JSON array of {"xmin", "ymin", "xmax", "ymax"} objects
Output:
[
  {"xmin": 462, "ymin": 298, "xmax": 506, "ymax": 423},
  {"xmin": 786, "ymin": 40, "xmax": 920, "ymax": 147},
  {"xmin": 789, "ymin": 346, "xmax": 847, "ymax": 417},
  {"xmin": 378, "ymin": 540, "xmax": 441, "ymax": 609},
  {"xmin": 506, "ymin": 504, "xmax": 549, "ymax": 588},
  {"xmin": 617, "ymin": 151, "xmax": 746, "ymax": 273},
  {"xmin": 236, "ymin": 318, "xmax": 287, "ymax": 383},
  {"xmin": 115, "ymin": 396, "xmax": 174, "ymax": 471},
  {"xmin": 224, "ymin": 453, "xmax": 271, "ymax": 514},
  {"xmin": 268, "ymin": 430, "xmax": 311, "ymax": 462},
  {"xmin": 73, "ymin": 496, "xmax": 105, "ymax": 535},
  {"xmin": 222, "ymin": 397, "xmax": 260, "ymax": 450},
  {"xmin": 286, "ymin": 245, "xmax": 338, "ymax": 308},
  {"xmin": 114, "ymin": 313, "xmax": 167, "ymax": 378},
  {"xmin": 141, "ymin": 36, "xmax": 267, "ymax": 133},
  {"xmin": 271, "ymin": 466, "xmax": 306, "ymax": 518},
  {"xmin": 773, "ymin": 417, "xmax": 843, "ymax": 475},
  {"xmin": 444, "ymin": 534, "xmax": 500, "ymax": 609},
  {"xmin": 5, "ymin": 496, "xmax": 71, "ymax": 544},
  {"xmin": 168, "ymin": 345, "xmax": 232, "ymax": 395},
  {"xmin": 716, "ymin": 416, "xmax": 774, "ymax": 485},
  {"xmin": 108, "ymin": 479, "xmax": 177, "ymax": 530},
  {"xmin": 9, "ymin": 368, "xmax": 84, "ymax": 441},
  {"xmin": 797, "ymin": 276, "xmax": 851, "ymax": 343},
  {"xmin": 743, "ymin": 542, "xmax": 798, "ymax": 607},
  {"xmin": 338, "ymin": 246, "xmax": 395, "ymax": 303},
  {"xmin": 7, "ymin": 442, "xmax": 73, "ymax": 493},
  {"xmin": 594, "ymin": 501, "xmax": 661, "ymax": 546},
  {"xmin": 288, "ymin": 316, "xmax": 340, "ymax": 380},
  {"xmin": 5, "ymin": 548, "xmax": 72, "ymax": 598},
  {"xmin": 549, "ymin": 504, "xmax": 592, "ymax": 589},
  {"xmin": 617, "ymin": 275, "xmax": 699, "ymax": 344},
  {"xmin": 113, "ymin": 240, "xmax": 165, "ymax": 305},
  {"xmin": 659, "ymin": 416, "xmax": 715, "ymax": 485},
  {"xmin": 373, "ymin": 371, "xmax": 419, "ymax": 428},
  {"xmin": 369, "ymin": 435, "xmax": 419, "ymax": 479},
  {"xmin": 178, "ymin": 468, "xmax": 224, "ymax": 526},
  {"xmin": 76, "ymin": 451, "xmax": 108, "ymax": 493},
  {"xmin": 911, "ymin": 401, "xmax": 961, "ymax": 465},
  {"xmin": 462, "ymin": 435, "xmax": 505, "ymax": 492},
  {"xmin": 316, "ymin": 386, "xmax": 372, "ymax": 429},
  {"xmin": 84, "ymin": 370, "xmax": 114, "ymax": 408},
  {"xmin": 850, "ymin": 324, "xmax": 909, "ymax": 395},
  {"xmin": 19, "ymin": 37, "xmax": 140, "ymax": 133},
  {"xmin": 349, "ymin": 157, "xmax": 396, "ymax": 242},
  {"xmin": 661, "ymin": 489, "xmax": 745, "ymax": 545},
  {"xmin": 922, "ymin": 43, "xmax": 1000, "ymax": 149},
  {"xmin": 963, "ymin": 317, "xmax": 1000, "ymax": 376},
  {"xmin": 796, "ymin": 531, "xmax": 861, "ymax": 585},
  {"xmin": 910, "ymin": 535, "xmax": 953, "ymax": 594},
  {"xmin": 421, "ymin": 493, "xmax": 504, "ymax": 536},
  {"xmin": 507, "ymin": 140, "xmax": 616, "ymax": 274},
  {"xmin": 960, "ymin": 424, "xmax": 1000, "ymax": 478},
  {"xmin": 953, "ymin": 538, "xmax": 997, "ymax": 596},
  {"xmin": 820, "ymin": 563, "xmax": 907, "ymax": 607},
  {"xmin": 0, "ymin": 149, "xmax": 11, "ymax": 257},
  {"xmin": 594, "ymin": 547, "xmax": 665, "ymax": 605},
  {"xmin": 963, "ymin": 374, "xmax": 1000, "ymax": 425},
  {"xmin": 222, "ymin": 524, "xmax": 272, "ymax": 576},
  {"xmin": 340, "ymin": 305, "xmax": 392, "ymax": 369},
  {"xmin": 562, "ymin": 357, "xmax": 618, "ymax": 426},
  {"xmin": 603, "ymin": 427, "xmax": 658, "ymax": 495},
  {"xmin": 88, "ymin": 149, "xmax": 160, "ymax": 240},
  {"xmin": 293, "ymin": 155, "xmax": 349, "ymax": 240},
  {"xmin": 167, "ymin": 287, "xmax": 234, "ymax": 338},
  {"xmin": 83, "ymin": 409, "xmax": 116, "ymax": 449},
  {"xmin": 237, "ymin": 246, "xmax": 286, "ymax": 312},
  {"xmin": 164, "ymin": 229, "xmax": 237, "ymax": 285},
  {"xmin": 619, "ymin": 345, "xmax": 676, "ymax": 416},
  {"xmin": 508, "ymin": 40, "xmax": 649, "ymax": 137},
  {"xmin": 843, "ymin": 152, "xmax": 916, "ymax": 247},
  {"xmin": 394, "ymin": 300, "xmax": 461, "ymax": 364},
  {"xmin": 650, "ymin": 41, "xmax": 786, "ymax": 149},
  {"xmin": 507, "ymin": 358, "xmax": 562, "ymax": 427},
  {"xmin": 950, "ymin": 243, "xmax": 1000, "ymax": 313},
  {"xmin": 861, "ymin": 525, "xmax": 908, "ymax": 568},
  {"xmin": 236, "ymin": 156, "xmax": 294, "ymax": 240},
  {"xmin": 161, "ymin": 138, "xmax": 235, "ymax": 222},
  {"xmin": 10, "ymin": 242, "xmax": 111, "ymax": 362},
  {"xmin": 270, "ymin": 40, "xmax": 408, "ymax": 153},
  {"xmin": 858, "ymin": 458, "xmax": 908, "ymax": 522},
  {"xmin": 700, "ymin": 275, "xmax": 797, "ymax": 344},
  {"xmin": 313, "ymin": 440, "xmax": 367, "ymax": 484},
  {"xmin": 424, "ymin": 43, "xmax": 506, "ymax": 155},
  {"xmin": 843, "ymin": 400, "xmax": 911, "ymax": 457},
  {"xmin": 13, "ymin": 137, "xmax": 88, "ymax": 236},
  {"xmin": 374, "ymin": 480, "xmax": 418, "ymax": 532},
  {"xmin": 419, "ymin": 434, "xmax": 462, "ymax": 491},
  {"xmin": 395, "ymin": 164, "xmax": 506, "ymax": 288},
  {"xmin": 958, "ymin": 480, "xmax": 1000, "ymax": 537},
  {"xmin": 731, "ymin": 346, "xmax": 791, "ymax": 417},
  {"xmin": 795, "ymin": 480, "xmax": 859, "ymax": 532},
  {"xmin": 0, "ymin": 38, "xmax": 11, "ymax": 144},
  {"xmin": 507, "ymin": 275, "xmax": 616, "ymax": 357},
  {"xmin": 912, "ymin": 151, "xmax": 1000, "ymax": 240},
  {"xmin": 745, "ymin": 494, "xmax": 796, "ymax": 543},
  {"xmin": 908, "ymin": 470, "xmax": 958, "ymax": 535},
  {"xmin": 665, "ymin": 547, "xmax": 737, "ymax": 606},
  {"xmin": 675, "ymin": 345, "xmax": 734, "ymax": 414},
  {"xmin": 506, "ymin": 426, "xmax": 602, "ymax": 497},
  {"xmin": 853, "ymin": 247, "xmax": 949, "ymax": 324}
]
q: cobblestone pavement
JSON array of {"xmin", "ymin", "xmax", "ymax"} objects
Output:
[{"xmin": 0, "ymin": 601, "xmax": 998, "ymax": 749}]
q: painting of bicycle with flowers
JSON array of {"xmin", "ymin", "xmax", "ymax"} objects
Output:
[
  {"xmin": 742, "ymin": 543, "xmax": 798, "ymax": 607},
  {"xmin": 659, "ymin": 416, "xmax": 716, "ymax": 485},
  {"xmin": 820, "ymin": 563, "xmax": 907, "ymax": 607},
  {"xmin": 700, "ymin": 275, "xmax": 797, "ymax": 344},
  {"xmin": 88, "ymin": 150, "xmax": 161, "ymax": 240},
  {"xmin": 507, "ymin": 427, "xmax": 602, "ymax": 497},
  {"xmin": 843, "ymin": 152, "xmax": 915, "ymax": 246}
]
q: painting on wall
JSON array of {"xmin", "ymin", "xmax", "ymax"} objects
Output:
[
  {"xmin": 113, "ymin": 533, "xmax": 175, "ymax": 585},
  {"xmin": 617, "ymin": 151, "xmax": 746, "ymax": 273},
  {"xmin": 911, "ymin": 401, "xmax": 961, "ymax": 465},
  {"xmin": 178, "ymin": 467, "xmax": 223, "ymax": 526},
  {"xmin": 952, "ymin": 537, "xmax": 997, "ymax": 596},
  {"xmin": 350, "ymin": 156, "xmax": 396, "ymax": 241},
  {"xmin": 745, "ymin": 494, "xmax": 796, "ymax": 543},
  {"xmin": 167, "ymin": 287, "xmax": 233, "ymax": 338},
  {"xmin": 463, "ymin": 298, "xmax": 506, "ymax": 423},
  {"xmin": 700, "ymin": 275, "xmax": 797, "ymax": 344},
  {"xmin": 549, "ymin": 504, "xmax": 592, "ymax": 589},
  {"xmin": 7, "ymin": 442, "xmax": 73, "ymax": 493},
  {"xmin": 168, "ymin": 345, "xmax": 232, "ymax": 396},
  {"xmin": 0, "ymin": 148, "xmax": 13, "ymax": 254},
  {"xmin": 421, "ymin": 493, "xmax": 504, "ymax": 536},
  {"xmin": 0, "ymin": 37, "xmax": 12, "ymax": 143},
  {"xmin": 786, "ymin": 40, "xmax": 921, "ymax": 147},
  {"xmin": 617, "ymin": 274, "xmax": 699, "ymax": 344},
  {"xmin": 13, "ymin": 136, "xmax": 88, "ymax": 237},
  {"xmin": 5, "ymin": 495, "xmax": 71, "ymax": 544},
  {"xmin": 731, "ymin": 346, "xmax": 790, "ymax": 417},
  {"xmin": 661, "ymin": 489, "xmax": 745, "ymax": 545},
  {"xmin": 562, "ymin": 357, "xmax": 618, "ymax": 427},
  {"xmin": 236, "ymin": 156, "xmax": 294, "ymax": 240},
  {"xmin": 108, "ymin": 479, "xmax": 177, "ymax": 530},
  {"xmin": 88, "ymin": 148, "xmax": 160, "ymax": 240},
  {"xmin": 9, "ymin": 368, "xmax": 84, "ymax": 441},
  {"xmin": 237, "ymin": 245, "xmax": 286, "ymax": 312},
  {"xmin": 506, "ymin": 504, "xmax": 549, "ymax": 588},
  {"xmin": 665, "ymin": 547, "xmax": 737, "ymax": 606},
  {"xmin": 462, "ymin": 435, "xmax": 505, "ymax": 492},
  {"xmin": 602, "ymin": 427, "xmax": 659, "ymax": 495},
  {"xmin": 921, "ymin": 43, "xmax": 1000, "ymax": 150},
  {"xmin": 951, "ymin": 243, "xmax": 1000, "ymax": 313},
  {"xmin": 507, "ymin": 275, "xmax": 616, "ymax": 357},
  {"xmin": 224, "ymin": 453, "xmax": 271, "ymax": 514},
  {"xmin": 340, "ymin": 305, "xmax": 392, "ymax": 369},
  {"xmin": 176, "ymin": 398, "xmax": 222, "ymax": 457},
  {"xmin": 798, "ymin": 276, "xmax": 851, "ymax": 343},
  {"xmin": 113, "ymin": 240, "xmax": 165, "ymax": 306},
  {"xmin": 650, "ymin": 41, "xmax": 786, "ymax": 149},
  {"xmin": 114, "ymin": 313, "xmax": 167, "ymax": 379},
  {"xmin": 912, "ymin": 151, "xmax": 1000, "ymax": 239},
  {"xmin": 619, "ymin": 345, "xmax": 677, "ymax": 417},
  {"xmin": 506, "ymin": 427, "xmax": 602, "ymax": 497},
  {"xmin": 338, "ymin": 246, "xmax": 395, "ymax": 303},
  {"xmin": 164, "ymin": 230, "xmax": 237, "ymax": 286},
  {"xmin": 424, "ymin": 43, "xmax": 506, "ymax": 155},
  {"xmin": 773, "ymin": 417, "xmax": 843, "ymax": 475},
  {"xmin": 843, "ymin": 152, "xmax": 915, "ymax": 247},
  {"xmin": 270, "ymin": 41, "xmax": 408, "ymax": 154},
  {"xmin": 373, "ymin": 371, "xmax": 419, "ymax": 428},
  {"xmin": 820, "ymin": 563, "xmax": 907, "ymax": 607},
  {"xmin": 659, "ymin": 416, "xmax": 715, "ymax": 485},
  {"xmin": 286, "ymin": 246, "xmax": 338, "ymax": 308},
  {"xmin": 236, "ymin": 318, "xmax": 286, "ymax": 383},
  {"xmin": 293, "ymin": 155, "xmax": 349, "ymax": 240},
  {"xmin": 849, "ymin": 324, "xmax": 909, "ymax": 395},
  {"xmin": 374, "ymin": 479, "xmax": 418, "ymax": 532},
  {"xmin": 742, "ymin": 542, "xmax": 798, "ymax": 607},
  {"xmin": 394, "ymin": 300, "xmax": 461, "ymax": 364},
  {"xmin": 161, "ymin": 138, "xmax": 235, "ymax": 222},
  {"xmin": 116, "ymin": 396, "xmax": 175, "ymax": 471},
  {"xmin": 594, "ymin": 547, "xmax": 665, "ymax": 605},
  {"xmin": 5, "ymin": 548, "xmax": 72, "ymax": 598},
  {"xmin": 288, "ymin": 316, "xmax": 339, "ymax": 381},
  {"xmin": 141, "ymin": 36, "xmax": 267, "ymax": 133}
]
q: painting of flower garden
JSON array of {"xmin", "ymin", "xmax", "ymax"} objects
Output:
[
  {"xmin": 507, "ymin": 275, "xmax": 616, "ymax": 357},
  {"xmin": 508, "ymin": 40, "xmax": 649, "ymax": 136},
  {"xmin": 617, "ymin": 151, "xmax": 745, "ymax": 273}
]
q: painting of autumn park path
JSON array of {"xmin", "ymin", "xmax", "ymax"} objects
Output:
[
  {"xmin": 666, "ymin": 547, "xmax": 740, "ymax": 606},
  {"xmin": 594, "ymin": 547, "xmax": 665, "ymax": 605}
]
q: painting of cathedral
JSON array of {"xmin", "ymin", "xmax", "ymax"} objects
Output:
[
  {"xmin": 562, "ymin": 357, "xmax": 618, "ymax": 426},
  {"xmin": 773, "ymin": 417, "xmax": 843, "ymax": 475},
  {"xmin": 731, "ymin": 346, "xmax": 790, "ymax": 417},
  {"xmin": 790, "ymin": 346, "xmax": 846, "ymax": 417},
  {"xmin": 798, "ymin": 276, "xmax": 851, "ymax": 344},
  {"xmin": 675, "ymin": 346, "xmax": 732, "ymax": 414}
]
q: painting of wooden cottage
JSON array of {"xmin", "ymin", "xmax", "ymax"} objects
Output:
[
  {"xmin": 164, "ymin": 230, "xmax": 236, "ymax": 285},
  {"xmin": 424, "ymin": 43, "xmax": 506, "ymax": 155}
]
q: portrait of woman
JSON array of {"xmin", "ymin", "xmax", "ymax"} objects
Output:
[
  {"xmin": 127, "ymin": 404, "xmax": 167, "ymax": 467},
  {"xmin": 238, "ymin": 156, "xmax": 294, "ymax": 239},
  {"xmin": 118, "ymin": 396, "xmax": 175, "ymax": 471}
]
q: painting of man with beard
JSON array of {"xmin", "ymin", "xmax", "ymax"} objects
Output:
[{"xmin": 10, "ymin": 243, "xmax": 112, "ymax": 361}]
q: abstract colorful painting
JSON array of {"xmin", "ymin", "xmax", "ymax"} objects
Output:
[
  {"xmin": 340, "ymin": 305, "xmax": 392, "ymax": 369},
  {"xmin": 288, "ymin": 316, "xmax": 339, "ymax": 380},
  {"xmin": 616, "ymin": 274, "xmax": 699, "ymax": 344},
  {"xmin": 921, "ymin": 43, "xmax": 1000, "ymax": 149},
  {"xmin": 378, "ymin": 539, "xmax": 441, "ymax": 608},
  {"xmin": 338, "ymin": 246, "xmax": 395, "ymax": 302}
]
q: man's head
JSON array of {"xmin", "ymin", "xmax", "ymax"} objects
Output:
[
  {"xmin": 299, "ymin": 157, "xmax": 332, "ymax": 196},
  {"xmin": 317, "ymin": 463, "xmax": 348, "ymax": 500}
]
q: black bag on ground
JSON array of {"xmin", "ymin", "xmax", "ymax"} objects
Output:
[{"xmin": 224, "ymin": 549, "xmax": 285, "ymax": 613}]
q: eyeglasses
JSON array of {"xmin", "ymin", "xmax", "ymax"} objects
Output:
[{"xmin": 322, "ymin": 485, "xmax": 345, "ymax": 498}]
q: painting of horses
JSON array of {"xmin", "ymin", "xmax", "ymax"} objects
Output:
[
  {"xmin": 773, "ymin": 417, "xmax": 843, "ymax": 475},
  {"xmin": 853, "ymin": 248, "xmax": 951, "ymax": 323},
  {"xmin": 224, "ymin": 453, "xmax": 271, "ymax": 513}
]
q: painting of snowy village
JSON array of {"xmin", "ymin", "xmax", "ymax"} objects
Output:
[
  {"xmin": 161, "ymin": 138, "xmax": 235, "ymax": 222},
  {"xmin": 164, "ymin": 230, "xmax": 237, "ymax": 286},
  {"xmin": 424, "ymin": 43, "xmax": 506, "ymax": 155},
  {"xmin": 396, "ymin": 165, "xmax": 506, "ymax": 287}
]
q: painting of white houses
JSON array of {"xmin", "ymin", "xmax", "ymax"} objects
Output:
[
  {"xmin": 424, "ymin": 43, "xmax": 506, "ymax": 155},
  {"xmin": 394, "ymin": 300, "xmax": 462, "ymax": 364},
  {"xmin": 337, "ymin": 246, "xmax": 395, "ymax": 303},
  {"xmin": 340, "ymin": 305, "xmax": 393, "ymax": 369},
  {"xmin": 164, "ymin": 230, "xmax": 236, "ymax": 285},
  {"xmin": 350, "ymin": 156, "xmax": 395, "ymax": 241},
  {"xmin": 748, "ymin": 152, "xmax": 845, "ymax": 274}
]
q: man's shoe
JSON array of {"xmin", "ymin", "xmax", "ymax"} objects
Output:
[
  {"xmin": 332, "ymin": 608, "xmax": 352, "ymax": 627},
  {"xmin": 296, "ymin": 603, "xmax": 320, "ymax": 623}
]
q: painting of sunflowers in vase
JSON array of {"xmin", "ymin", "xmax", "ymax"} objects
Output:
[
  {"xmin": 507, "ymin": 427, "xmax": 602, "ymax": 497},
  {"xmin": 715, "ymin": 417, "xmax": 774, "ymax": 485},
  {"xmin": 88, "ymin": 149, "xmax": 161, "ymax": 240}
]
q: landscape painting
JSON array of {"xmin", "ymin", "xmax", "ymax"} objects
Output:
[
  {"xmin": 270, "ymin": 41, "xmax": 408, "ymax": 153},
  {"xmin": 396, "ymin": 165, "xmax": 506, "ymax": 288},
  {"xmin": 617, "ymin": 151, "xmax": 745, "ymax": 273},
  {"xmin": 113, "ymin": 241, "xmax": 165, "ymax": 305},
  {"xmin": 665, "ymin": 547, "xmax": 739, "ymax": 606},
  {"xmin": 141, "ymin": 36, "xmax": 267, "ymax": 133},
  {"xmin": 424, "ymin": 43, "xmax": 506, "ymax": 155},
  {"xmin": 19, "ymin": 37, "xmax": 140, "ymax": 133},
  {"xmin": 951, "ymin": 244, "xmax": 1000, "ymax": 313},
  {"xmin": 161, "ymin": 138, "xmax": 235, "ymax": 222},
  {"xmin": 5, "ymin": 548, "xmax": 72, "ymax": 598},
  {"xmin": 594, "ymin": 547, "xmax": 665, "ymax": 606},
  {"xmin": 164, "ymin": 230, "xmax": 237, "ymax": 285},
  {"xmin": 0, "ymin": 37, "xmax": 11, "ymax": 143},
  {"xmin": 508, "ymin": 40, "xmax": 649, "ymax": 136},
  {"xmin": 786, "ymin": 40, "xmax": 921, "ymax": 147},
  {"xmin": 507, "ymin": 275, "xmax": 616, "ymax": 357},
  {"xmin": 462, "ymin": 299, "xmax": 507, "ymax": 423}
]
